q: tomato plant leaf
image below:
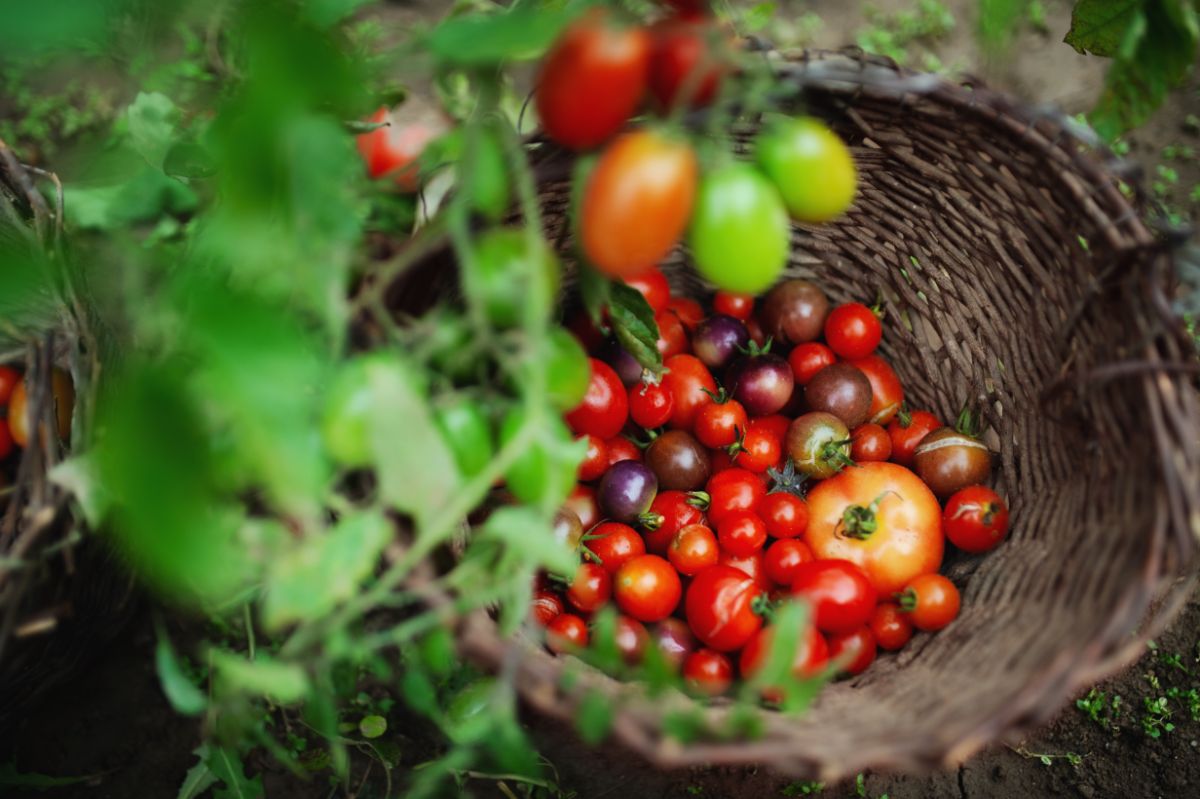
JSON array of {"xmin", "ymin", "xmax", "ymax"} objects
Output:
[
  {"xmin": 427, "ymin": 3, "xmax": 581, "ymax": 66},
  {"xmin": 261, "ymin": 511, "xmax": 393, "ymax": 631},
  {"xmin": 977, "ymin": 0, "xmax": 1025, "ymax": 50},
  {"xmin": 207, "ymin": 746, "xmax": 264, "ymax": 799},
  {"xmin": 211, "ymin": 650, "xmax": 310, "ymax": 705},
  {"xmin": 122, "ymin": 92, "xmax": 180, "ymax": 169},
  {"xmin": 577, "ymin": 262, "xmax": 611, "ymax": 329},
  {"xmin": 575, "ymin": 689, "xmax": 613, "ymax": 744},
  {"xmin": 1065, "ymin": 0, "xmax": 1145, "ymax": 56},
  {"xmin": 155, "ymin": 626, "xmax": 207, "ymax": 716},
  {"xmin": 608, "ymin": 281, "xmax": 663, "ymax": 374},
  {"xmin": 478, "ymin": 506, "xmax": 577, "ymax": 576},
  {"xmin": 176, "ymin": 747, "xmax": 219, "ymax": 799}
]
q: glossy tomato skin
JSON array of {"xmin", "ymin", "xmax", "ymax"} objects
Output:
[
  {"xmin": 805, "ymin": 362, "xmax": 873, "ymax": 429},
  {"xmin": 887, "ymin": 409, "xmax": 941, "ymax": 467},
  {"xmin": 790, "ymin": 559, "xmax": 877, "ymax": 634},
  {"xmin": 824, "ymin": 303, "xmax": 882, "ymax": 360},
  {"xmin": 738, "ymin": 623, "xmax": 829, "ymax": 682},
  {"xmin": 828, "ymin": 626, "xmax": 876, "ymax": 676},
  {"xmin": 0, "ymin": 366, "xmax": 20, "ymax": 405},
  {"xmin": 725, "ymin": 352, "xmax": 794, "ymax": 417},
  {"xmin": 694, "ymin": 398, "xmax": 748, "ymax": 449},
  {"xmin": 683, "ymin": 649, "xmax": 733, "ymax": 696},
  {"xmin": 546, "ymin": 613, "xmax": 589, "ymax": 653},
  {"xmin": 685, "ymin": 564, "xmax": 764, "ymax": 651},
  {"xmin": 763, "ymin": 538, "xmax": 813, "ymax": 585},
  {"xmin": 850, "ymin": 423, "xmax": 892, "ymax": 462},
  {"xmin": 605, "ymin": 436, "xmax": 642, "ymax": 466},
  {"xmin": 719, "ymin": 550, "xmax": 771, "ymax": 591},
  {"xmin": 356, "ymin": 104, "xmax": 450, "ymax": 191},
  {"xmin": 870, "ymin": 602, "xmax": 913, "ymax": 650},
  {"xmin": 566, "ymin": 358, "xmax": 629, "ymax": 439},
  {"xmin": 565, "ymin": 485, "xmax": 600, "ymax": 531},
  {"xmin": 648, "ymin": 16, "xmax": 726, "ymax": 110},
  {"xmin": 901, "ymin": 574, "xmax": 961, "ymax": 631},
  {"xmin": 669, "ymin": 523, "xmax": 719, "ymax": 576},
  {"xmin": 655, "ymin": 309, "xmax": 691, "ymax": 358},
  {"xmin": 944, "ymin": 486, "xmax": 1010, "ymax": 553},
  {"xmin": 553, "ymin": 508, "xmax": 585, "ymax": 551},
  {"xmin": 788, "ymin": 342, "xmax": 837, "ymax": 386},
  {"xmin": 716, "ymin": 511, "xmax": 768, "ymax": 557},
  {"xmin": 629, "ymin": 381, "xmax": 674, "ymax": 429},
  {"xmin": 0, "ymin": 420, "xmax": 12, "ymax": 460},
  {"xmin": 624, "ymin": 267, "xmax": 671, "ymax": 313},
  {"xmin": 612, "ymin": 615, "xmax": 650, "ymax": 664},
  {"xmin": 645, "ymin": 430, "xmax": 711, "ymax": 490},
  {"xmin": 754, "ymin": 414, "xmax": 790, "ymax": 444},
  {"xmin": 691, "ymin": 314, "xmax": 749, "ymax": 371},
  {"xmin": 582, "ymin": 130, "xmax": 697, "ymax": 278},
  {"xmin": 755, "ymin": 116, "xmax": 857, "ymax": 223},
  {"xmin": 761, "ymin": 280, "xmax": 829, "ymax": 345},
  {"xmin": 713, "ymin": 291, "xmax": 754, "ymax": 320},
  {"xmin": 731, "ymin": 422, "xmax": 782, "ymax": 474},
  {"xmin": 786, "ymin": 412, "xmax": 852, "ymax": 480},
  {"xmin": 588, "ymin": 521, "xmax": 647, "ymax": 574},
  {"xmin": 805, "ymin": 461, "xmax": 943, "ymax": 594},
  {"xmin": 643, "ymin": 490, "xmax": 707, "ymax": 555},
  {"xmin": 848, "ymin": 355, "xmax": 904, "ymax": 425},
  {"xmin": 662, "ymin": 354, "xmax": 717, "ymax": 429},
  {"xmin": 535, "ymin": 11, "xmax": 651, "ymax": 150},
  {"xmin": 652, "ymin": 617, "xmax": 698, "ymax": 668},
  {"xmin": 615, "ymin": 554, "xmax": 682, "ymax": 622},
  {"xmin": 689, "ymin": 163, "xmax": 790, "ymax": 294},
  {"xmin": 913, "ymin": 428, "xmax": 993, "ymax": 499},
  {"xmin": 668, "ymin": 297, "xmax": 705, "ymax": 331},
  {"xmin": 577, "ymin": 434, "xmax": 608, "ymax": 481},
  {"xmin": 705, "ymin": 468, "xmax": 767, "ymax": 527},
  {"xmin": 760, "ymin": 492, "xmax": 809, "ymax": 539},
  {"xmin": 566, "ymin": 562, "xmax": 612, "ymax": 613},
  {"xmin": 531, "ymin": 590, "xmax": 564, "ymax": 626},
  {"xmin": 597, "ymin": 460, "xmax": 658, "ymax": 523}
]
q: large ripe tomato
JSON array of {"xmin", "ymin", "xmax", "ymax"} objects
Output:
[
  {"xmin": 754, "ymin": 116, "xmax": 857, "ymax": 223},
  {"xmin": 848, "ymin": 355, "xmax": 904, "ymax": 425},
  {"xmin": 787, "ymin": 342, "xmax": 836, "ymax": 386},
  {"xmin": 900, "ymin": 573, "xmax": 961, "ymax": 631},
  {"xmin": 0, "ymin": 365, "xmax": 20, "ymax": 405},
  {"xmin": 648, "ymin": 15, "xmax": 726, "ymax": 110},
  {"xmin": 582, "ymin": 130, "xmax": 697, "ymax": 278},
  {"xmin": 943, "ymin": 485, "xmax": 1010, "ymax": 553},
  {"xmin": 629, "ymin": 380, "xmax": 674, "ymax": 429},
  {"xmin": 642, "ymin": 489, "xmax": 707, "ymax": 554},
  {"xmin": 805, "ymin": 461, "xmax": 943, "ymax": 594},
  {"xmin": 824, "ymin": 303, "xmax": 882, "ymax": 360},
  {"xmin": 688, "ymin": 162, "xmax": 790, "ymax": 294},
  {"xmin": 587, "ymin": 521, "xmax": 647, "ymax": 574},
  {"xmin": 614, "ymin": 554, "xmax": 682, "ymax": 622},
  {"xmin": 535, "ymin": 10, "xmax": 651, "ymax": 150},
  {"xmin": 685, "ymin": 564, "xmax": 764, "ymax": 651},
  {"xmin": 355, "ymin": 100, "xmax": 451, "ymax": 191},
  {"xmin": 623, "ymin": 267, "xmax": 671, "ymax": 313},
  {"xmin": 790, "ymin": 559, "xmax": 876, "ymax": 635},
  {"xmin": 566, "ymin": 358, "xmax": 629, "ymax": 439},
  {"xmin": 705, "ymin": 468, "xmax": 766, "ymax": 527},
  {"xmin": 662, "ymin": 354, "xmax": 717, "ymax": 429},
  {"xmin": 887, "ymin": 409, "xmax": 941, "ymax": 467}
]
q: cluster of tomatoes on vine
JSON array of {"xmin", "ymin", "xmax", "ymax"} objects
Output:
[{"xmin": 532, "ymin": 275, "xmax": 1011, "ymax": 697}]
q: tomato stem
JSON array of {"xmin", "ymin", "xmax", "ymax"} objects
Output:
[
  {"xmin": 685, "ymin": 491, "xmax": 711, "ymax": 511},
  {"xmin": 767, "ymin": 459, "xmax": 808, "ymax": 497},
  {"xmin": 837, "ymin": 491, "xmax": 896, "ymax": 540},
  {"xmin": 637, "ymin": 512, "xmax": 665, "ymax": 530},
  {"xmin": 750, "ymin": 592, "xmax": 777, "ymax": 621},
  {"xmin": 895, "ymin": 587, "xmax": 918, "ymax": 613}
]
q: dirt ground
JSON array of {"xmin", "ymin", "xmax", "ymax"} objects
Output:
[{"xmin": 3, "ymin": 1, "xmax": 1200, "ymax": 798}]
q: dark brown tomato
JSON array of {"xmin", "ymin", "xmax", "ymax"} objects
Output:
[
  {"xmin": 552, "ymin": 507, "xmax": 585, "ymax": 550},
  {"xmin": 913, "ymin": 428, "xmax": 993, "ymax": 498},
  {"xmin": 652, "ymin": 617, "xmax": 698, "ymax": 669},
  {"xmin": 758, "ymin": 279, "xmax": 829, "ymax": 345},
  {"xmin": 804, "ymin": 363, "xmax": 872, "ymax": 429},
  {"xmin": 786, "ymin": 411, "xmax": 852, "ymax": 480},
  {"xmin": 645, "ymin": 429, "xmax": 711, "ymax": 491}
]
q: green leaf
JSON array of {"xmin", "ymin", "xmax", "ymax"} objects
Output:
[
  {"xmin": 66, "ymin": 168, "xmax": 198, "ymax": 230},
  {"xmin": 977, "ymin": 0, "xmax": 1024, "ymax": 50},
  {"xmin": 155, "ymin": 627, "xmax": 207, "ymax": 716},
  {"xmin": 163, "ymin": 139, "xmax": 217, "ymax": 179},
  {"xmin": 608, "ymin": 282, "xmax": 663, "ymax": 374},
  {"xmin": 577, "ymin": 263, "xmax": 611, "ymax": 329},
  {"xmin": 1065, "ymin": 0, "xmax": 1145, "ymax": 56},
  {"xmin": 575, "ymin": 690, "xmax": 612, "ymax": 744},
  {"xmin": 124, "ymin": 92, "xmax": 181, "ymax": 168},
  {"xmin": 477, "ymin": 506, "xmax": 577, "ymax": 576},
  {"xmin": 428, "ymin": 3, "xmax": 582, "ymax": 66},
  {"xmin": 359, "ymin": 715, "xmax": 387, "ymax": 739},
  {"xmin": 211, "ymin": 650, "xmax": 309, "ymax": 705},
  {"xmin": 261, "ymin": 511, "xmax": 392, "ymax": 630},
  {"xmin": 177, "ymin": 746, "xmax": 218, "ymax": 799},
  {"xmin": 741, "ymin": 1, "xmax": 777, "ymax": 32},
  {"xmin": 49, "ymin": 455, "xmax": 111, "ymax": 528},
  {"xmin": 207, "ymin": 747, "xmax": 264, "ymax": 799},
  {"xmin": 0, "ymin": 762, "xmax": 92, "ymax": 788}
]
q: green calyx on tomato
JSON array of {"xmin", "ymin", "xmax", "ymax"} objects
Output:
[
  {"xmin": 954, "ymin": 405, "xmax": 985, "ymax": 438},
  {"xmin": 467, "ymin": 227, "xmax": 561, "ymax": 329},
  {"xmin": 766, "ymin": 459, "xmax": 809, "ymax": 498},
  {"xmin": 748, "ymin": 591, "xmax": 777, "ymax": 621},
  {"xmin": 837, "ymin": 491, "xmax": 898, "ymax": 540},
  {"xmin": 894, "ymin": 587, "xmax": 919, "ymax": 613}
]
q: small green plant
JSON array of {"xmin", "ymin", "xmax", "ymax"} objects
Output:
[
  {"xmin": 1166, "ymin": 687, "xmax": 1200, "ymax": 722},
  {"xmin": 1010, "ymin": 746, "xmax": 1084, "ymax": 767},
  {"xmin": 855, "ymin": 0, "xmax": 955, "ymax": 66},
  {"xmin": 1076, "ymin": 688, "xmax": 1122, "ymax": 730},
  {"xmin": 781, "ymin": 780, "xmax": 825, "ymax": 796},
  {"xmin": 1141, "ymin": 696, "xmax": 1176, "ymax": 738}
]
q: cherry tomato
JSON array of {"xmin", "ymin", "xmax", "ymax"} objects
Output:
[
  {"xmin": 662, "ymin": 354, "xmax": 717, "ymax": 429},
  {"xmin": 694, "ymin": 398, "xmax": 748, "ymax": 449},
  {"xmin": 614, "ymin": 554, "xmax": 682, "ymax": 622},
  {"xmin": 786, "ymin": 411, "xmax": 852, "ymax": 480},
  {"xmin": 705, "ymin": 468, "xmax": 766, "ymax": 527},
  {"xmin": 642, "ymin": 489, "xmax": 707, "ymax": 554},
  {"xmin": 668, "ymin": 297, "xmax": 705, "ymax": 331},
  {"xmin": 689, "ymin": 163, "xmax": 789, "ymax": 294},
  {"xmin": 531, "ymin": 590, "xmax": 564, "ymax": 626},
  {"xmin": 612, "ymin": 615, "xmax": 650, "ymax": 664},
  {"xmin": 913, "ymin": 428, "xmax": 993, "ymax": 499},
  {"xmin": 850, "ymin": 423, "xmax": 892, "ymax": 462},
  {"xmin": 790, "ymin": 559, "xmax": 877, "ymax": 635},
  {"xmin": 805, "ymin": 461, "xmax": 943, "ymax": 594},
  {"xmin": 848, "ymin": 355, "xmax": 904, "ymax": 425},
  {"xmin": 668, "ymin": 523, "xmax": 719, "ymax": 576},
  {"xmin": 655, "ymin": 308, "xmax": 690, "ymax": 358},
  {"xmin": 943, "ymin": 486, "xmax": 1010, "ymax": 553},
  {"xmin": 759, "ymin": 492, "xmax": 809, "ymax": 539},
  {"xmin": 583, "ymin": 130, "xmax": 697, "ymax": 277},
  {"xmin": 739, "ymin": 622, "xmax": 829, "ymax": 683},
  {"xmin": 623, "ymin": 267, "xmax": 671, "ymax": 313},
  {"xmin": 566, "ymin": 358, "xmax": 629, "ymax": 440},
  {"xmin": 652, "ymin": 617, "xmax": 698, "ymax": 668},
  {"xmin": 870, "ymin": 602, "xmax": 913, "ymax": 651},
  {"xmin": 887, "ymin": 409, "xmax": 941, "ymax": 467},
  {"xmin": 719, "ymin": 550, "xmax": 771, "ymax": 591},
  {"xmin": 787, "ymin": 342, "xmax": 837, "ymax": 386},
  {"xmin": 535, "ymin": 10, "xmax": 651, "ymax": 150},
  {"xmin": 547, "ymin": 613, "xmax": 589, "ymax": 653},
  {"xmin": 685, "ymin": 564, "xmax": 764, "ymax": 651},
  {"xmin": 760, "ymin": 279, "xmax": 829, "ymax": 345},
  {"xmin": 587, "ymin": 521, "xmax": 647, "ymax": 575},
  {"xmin": 713, "ymin": 291, "xmax": 754, "ymax": 320},
  {"xmin": 629, "ymin": 381, "xmax": 674, "ymax": 430},
  {"xmin": 565, "ymin": 485, "xmax": 600, "ymax": 530},
  {"xmin": 763, "ymin": 538, "xmax": 813, "ymax": 586},
  {"xmin": 755, "ymin": 116, "xmax": 857, "ymax": 223},
  {"xmin": 716, "ymin": 511, "xmax": 767, "ymax": 557},
  {"xmin": 827, "ymin": 626, "xmax": 876, "ymax": 676},
  {"xmin": 730, "ymin": 421, "xmax": 782, "ymax": 474},
  {"xmin": 605, "ymin": 436, "xmax": 642, "ymax": 466},
  {"xmin": 824, "ymin": 303, "xmax": 882, "ymax": 360},
  {"xmin": 753, "ymin": 414, "xmax": 791, "ymax": 444},
  {"xmin": 683, "ymin": 649, "xmax": 733, "ymax": 696},
  {"xmin": 900, "ymin": 574, "xmax": 960, "ymax": 631},
  {"xmin": 355, "ymin": 103, "xmax": 450, "ymax": 191},
  {"xmin": 648, "ymin": 15, "xmax": 726, "ymax": 110},
  {"xmin": 0, "ymin": 366, "xmax": 20, "ymax": 405},
  {"xmin": 553, "ymin": 508, "xmax": 585, "ymax": 551},
  {"xmin": 577, "ymin": 434, "xmax": 608, "ymax": 481},
  {"xmin": 566, "ymin": 562, "xmax": 612, "ymax": 613}
]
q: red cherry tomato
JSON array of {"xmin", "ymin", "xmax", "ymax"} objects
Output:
[
  {"xmin": 565, "ymin": 485, "xmax": 600, "ymax": 530},
  {"xmin": 566, "ymin": 561, "xmax": 612, "ymax": 613},
  {"xmin": 566, "ymin": 358, "xmax": 629, "ymax": 439},
  {"xmin": 788, "ymin": 342, "xmax": 837, "ymax": 386},
  {"xmin": 668, "ymin": 297, "xmax": 705, "ymax": 331},
  {"xmin": 0, "ymin": 366, "xmax": 20, "ymax": 405},
  {"xmin": 623, "ymin": 267, "xmax": 671, "ymax": 313},
  {"xmin": 744, "ymin": 315, "xmax": 767, "ymax": 347},
  {"xmin": 614, "ymin": 554, "xmax": 682, "ymax": 622},
  {"xmin": 943, "ymin": 486, "xmax": 1010, "ymax": 553},
  {"xmin": 668, "ymin": 523, "xmax": 719, "ymax": 576},
  {"xmin": 763, "ymin": 538, "xmax": 813, "ymax": 586},
  {"xmin": 605, "ymin": 436, "xmax": 642, "ymax": 466},
  {"xmin": 705, "ymin": 468, "xmax": 766, "ymax": 527},
  {"xmin": 848, "ymin": 354, "xmax": 904, "ymax": 425},
  {"xmin": 578, "ymin": 434, "xmax": 608, "ymax": 481},
  {"xmin": 900, "ymin": 573, "xmax": 961, "ymax": 631},
  {"xmin": 587, "ymin": 521, "xmax": 647, "ymax": 574},
  {"xmin": 824, "ymin": 303, "xmax": 882, "ymax": 360},
  {"xmin": 609, "ymin": 615, "xmax": 650, "ymax": 664},
  {"xmin": 535, "ymin": 10, "xmax": 651, "ymax": 150},
  {"xmin": 662, "ymin": 354, "xmax": 717, "ymax": 429},
  {"xmin": 730, "ymin": 421, "xmax": 782, "ymax": 474},
  {"xmin": 547, "ymin": 613, "xmax": 589, "ymax": 653},
  {"xmin": 790, "ymin": 559, "xmax": 877, "ymax": 635},
  {"xmin": 0, "ymin": 420, "xmax": 12, "ymax": 461},
  {"xmin": 531, "ymin": 589, "xmax": 564, "ymax": 626},
  {"xmin": 827, "ymin": 626, "xmax": 876, "ymax": 676},
  {"xmin": 685, "ymin": 564, "xmax": 764, "ymax": 651},
  {"xmin": 355, "ymin": 104, "xmax": 450, "ymax": 191},
  {"xmin": 655, "ymin": 309, "xmax": 690, "ymax": 358},
  {"xmin": 719, "ymin": 550, "xmax": 771, "ymax": 591},
  {"xmin": 716, "ymin": 511, "xmax": 767, "ymax": 557},
  {"xmin": 713, "ymin": 291, "xmax": 754, "ymax": 320},
  {"xmin": 694, "ymin": 399, "xmax": 748, "ymax": 449},
  {"xmin": 870, "ymin": 602, "xmax": 913, "ymax": 650},
  {"xmin": 850, "ymin": 423, "xmax": 892, "ymax": 462},
  {"xmin": 739, "ymin": 622, "xmax": 828, "ymax": 682},
  {"xmin": 648, "ymin": 16, "xmax": 726, "ymax": 110},
  {"xmin": 709, "ymin": 447, "xmax": 735, "ymax": 474},
  {"xmin": 759, "ymin": 492, "xmax": 808, "ymax": 539},
  {"xmin": 683, "ymin": 648, "xmax": 733, "ymax": 696},
  {"xmin": 886, "ymin": 409, "xmax": 941, "ymax": 467},
  {"xmin": 643, "ymin": 489, "xmax": 707, "ymax": 554},
  {"xmin": 753, "ymin": 414, "xmax": 790, "ymax": 444},
  {"xmin": 629, "ymin": 381, "xmax": 675, "ymax": 429}
]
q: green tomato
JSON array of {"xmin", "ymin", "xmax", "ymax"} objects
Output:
[
  {"xmin": 469, "ymin": 123, "xmax": 510, "ymax": 222},
  {"xmin": 471, "ymin": 227, "xmax": 560, "ymax": 328},
  {"xmin": 500, "ymin": 406, "xmax": 581, "ymax": 506},
  {"xmin": 687, "ymin": 162, "xmax": 790, "ymax": 294},
  {"xmin": 323, "ymin": 354, "xmax": 427, "ymax": 467},
  {"xmin": 545, "ymin": 328, "xmax": 590, "ymax": 410},
  {"xmin": 433, "ymin": 396, "xmax": 494, "ymax": 479},
  {"xmin": 756, "ymin": 116, "xmax": 857, "ymax": 223}
]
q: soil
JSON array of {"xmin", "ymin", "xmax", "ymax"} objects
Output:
[{"xmin": 3, "ymin": 2, "xmax": 1199, "ymax": 798}]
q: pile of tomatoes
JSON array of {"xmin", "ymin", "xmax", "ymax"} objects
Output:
[{"xmin": 533, "ymin": 276, "xmax": 1010, "ymax": 697}]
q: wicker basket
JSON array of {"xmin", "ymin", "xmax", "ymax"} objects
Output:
[{"xmin": 382, "ymin": 50, "xmax": 1200, "ymax": 779}]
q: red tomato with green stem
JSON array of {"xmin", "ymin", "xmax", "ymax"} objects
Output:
[
  {"xmin": 827, "ymin": 626, "xmax": 876, "ymax": 676},
  {"xmin": 623, "ymin": 267, "xmax": 671, "ymax": 313},
  {"xmin": 629, "ymin": 380, "xmax": 674, "ymax": 429},
  {"xmin": 887, "ymin": 408, "xmax": 941, "ymax": 467},
  {"xmin": 850, "ymin": 423, "xmax": 892, "ymax": 462},
  {"xmin": 759, "ymin": 492, "xmax": 808, "ymax": 539},
  {"xmin": 943, "ymin": 486, "xmax": 1010, "ymax": 553},
  {"xmin": 577, "ymin": 434, "xmax": 608, "ymax": 481},
  {"xmin": 729, "ymin": 421, "xmax": 782, "ymax": 474},
  {"xmin": 683, "ymin": 649, "xmax": 733, "ymax": 696},
  {"xmin": 586, "ymin": 521, "xmax": 646, "ymax": 574},
  {"xmin": 641, "ymin": 489, "xmax": 707, "ymax": 554},
  {"xmin": 790, "ymin": 559, "xmax": 877, "ymax": 635},
  {"xmin": 605, "ymin": 436, "xmax": 642, "ymax": 466},
  {"xmin": 693, "ymin": 396, "xmax": 748, "ymax": 449},
  {"xmin": 668, "ymin": 523, "xmax": 719, "ymax": 576},
  {"xmin": 614, "ymin": 554, "xmax": 682, "ymax": 622},
  {"xmin": 566, "ymin": 562, "xmax": 611, "ymax": 613},
  {"xmin": 716, "ymin": 511, "xmax": 767, "ymax": 557},
  {"xmin": 685, "ymin": 564, "xmax": 766, "ymax": 651},
  {"xmin": 763, "ymin": 538, "xmax": 813, "ymax": 586},
  {"xmin": 824, "ymin": 303, "xmax": 882, "ymax": 360},
  {"xmin": 355, "ymin": 104, "xmax": 450, "ymax": 191},
  {"xmin": 788, "ymin": 342, "xmax": 837, "ymax": 386},
  {"xmin": 655, "ymin": 308, "xmax": 690, "ymax": 358},
  {"xmin": 870, "ymin": 602, "xmax": 913, "ymax": 650},
  {"xmin": 662, "ymin": 354, "xmax": 717, "ymax": 429},
  {"xmin": 566, "ymin": 358, "xmax": 629, "ymax": 439},
  {"xmin": 899, "ymin": 573, "xmax": 961, "ymax": 631}
]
